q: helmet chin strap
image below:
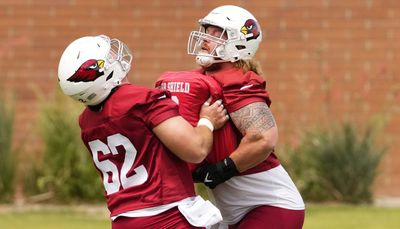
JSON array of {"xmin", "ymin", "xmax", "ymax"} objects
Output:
[
  {"xmin": 196, "ymin": 55, "xmax": 214, "ymax": 67},
  {"xmin": 195, "ymin": 55, "xmax": 227, "ymax": 67}
]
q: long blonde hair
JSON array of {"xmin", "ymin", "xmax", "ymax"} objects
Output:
[{"xmin": 234, "ymin": 59, "xmax": 263, "ymax": 75}]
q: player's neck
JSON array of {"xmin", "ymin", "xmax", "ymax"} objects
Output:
[{"xmin": 204, "ymin": 62, "xmax": 235, "ymax": 75}]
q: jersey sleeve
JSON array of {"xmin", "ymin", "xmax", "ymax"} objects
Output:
[
  {"xmin": 140, "ymin": 89, "xmax": 180, "ymax": 129},
  {"xmin": 221, "ymin": 71, "xmax": 271, "ymax": 113}
]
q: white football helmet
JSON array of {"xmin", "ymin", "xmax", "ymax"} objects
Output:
[
  {"xmin": 58, "ymin": 35, "xmax": 133, "ymax": 106},
  {"xmin": 187, "ymin": 5, "xmax": 262, "ymax": 67}
]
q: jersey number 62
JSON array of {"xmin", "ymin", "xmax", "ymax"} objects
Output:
[{"xmin": 88, "ymin": 133, "xmax": 148, "ymax": 195}]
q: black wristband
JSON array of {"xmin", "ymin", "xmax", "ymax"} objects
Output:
[
  {"xmin": 192, "ymin": 157, "xmax": 240, "ymax": 189},
  {"xmin": 217, "ymin": 157, "xmax": 239, "ymax": 179}
]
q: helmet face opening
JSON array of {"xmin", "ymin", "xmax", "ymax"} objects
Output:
[
  {"xmin": 188, "ymin": 30, "xmax": 227, "ymax": 59},
  {"xmin": 109, "ymin": 38, "xmax": 132, "ymax": 72}
]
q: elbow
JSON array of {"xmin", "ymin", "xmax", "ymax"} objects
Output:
[
  {"xmin": 264, "ymin": 127, "xmax": 278, "ymax": 153},
  {"xmin": 264, "ymin": 131, "xmax": 278, "ymax": 154},
  {"xmin": 262, "ymin": 137, "xmax": 276, "ymax": 154},
  {"xmin": 185, "ymin": 148, "xmax": 208, "ymax": 164},
  {"xmin": 257, "ymin": 136, "xmax": 276, "ymax": 156},
  {"xmin": 253, "ymin": 136, "xmax": 276, "ymax": 162},
  {"xmin": 247, "ymin": 129, "xmax": 278, "ymax": 158},
  {"xmin": 180, "ymin": 134, "xmax": 211, "ymax": 163},
  {"xmin": 193, "ymin": 147, "xmax": 209, "ymax": 163},
  {"xmin": 193, "ymin": 153, "xmax": 208, "ymax": 164},
  {"xmin": 197, "ymin": 149, "xmax": 209, "ymax": 163}
]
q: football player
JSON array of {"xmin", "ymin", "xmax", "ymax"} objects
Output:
[
  {"xmin": 57, "ymin": 35, "xmax": 228, "ymax": 229},
  {"xmin": 162, "ymin": 5, "xmax": 305, "ymax": 229}
]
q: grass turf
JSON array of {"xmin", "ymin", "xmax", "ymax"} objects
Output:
[{"xmin": 0, "ymin": 204, "xmax": 399, "ymax": 229}]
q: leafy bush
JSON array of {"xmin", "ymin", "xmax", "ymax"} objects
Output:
[
  {"xmin": 282, "ymin": 122, "xmax": 386, "ymax": 204},
  {"xmin": 25, "ymin": 90, "xmax": 103, "ymax": 203},
  {"xmin": 0, "ymin": 97, "xmax": 16, "ymax": 202}
]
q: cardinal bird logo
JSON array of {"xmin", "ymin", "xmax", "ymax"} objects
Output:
[
  {"xmin": 240, "ymin": 19, "xmax": 260, "ymax": 41},
  {"xmin": 67, "ymin": 59, "xmax": 105, "ymax": 82}
]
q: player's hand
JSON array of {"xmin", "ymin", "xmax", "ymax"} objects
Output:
[
  {"xmin": 199, "ymin": 97, "xmax": 229, "ymax": 130},
  {"xmin": 192, "ymin": 157, "xmax": 239, "ymax": 189}
]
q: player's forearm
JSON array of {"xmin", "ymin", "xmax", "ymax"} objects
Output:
[
  {"xmin": 153, "ymin": 116, "xmax": 213, "ymax": 163},
  {"xmin": 165, "ymin": 126, "xmax": 213, "ymax": 163},
  {"xmin": 229, "ymin": 129, "xmax": 277, "ymax": 172},
  {"xmin": 190, "ymin": 126, "xmax": 214, "ymax": 161}
]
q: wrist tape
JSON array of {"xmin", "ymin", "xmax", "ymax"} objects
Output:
[{"xmin": 197, "ymin": 117, "xmax": 214, "ymax": 132}]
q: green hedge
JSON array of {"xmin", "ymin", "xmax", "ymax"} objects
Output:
[
  {"xmin": 24, "ymin": 91, "xmax": 103, "ymax": 203},
  {"xmin": 282, "ymin": 122, "xmax": 386, "ymax": 204},
  {"xmin": 0, "ymin": 97, "xmax": 16, "ymax": 202}
]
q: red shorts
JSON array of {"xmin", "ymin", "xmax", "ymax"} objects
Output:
[
  {"xmin": 230, "ymin": 205, "xmax": 305, "ymax": 229},
  {"xmin": 112, "ymin": 207, "xmax": 204, "ymax": 229}
]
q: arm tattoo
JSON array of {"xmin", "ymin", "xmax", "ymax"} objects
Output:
[{"xmin": 230, "ymin": 102, "xmax": 276, "ymax": 135}]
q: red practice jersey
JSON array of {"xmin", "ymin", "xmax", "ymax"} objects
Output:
[
  {"xmin": 79, "ymin": 84, "xmax": 195, "ymax": 217},
  {"xmin": 156, "ymin": 71, "xmax": 240, "ymax": 170},
  {"xmin": 206, "ymin": 68, "xmax": 280, "ymax": 174}
]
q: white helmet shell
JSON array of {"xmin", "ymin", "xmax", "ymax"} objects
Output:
[
  {"xmin": 58, "ymin": 35, "xmax": 132, "ymax": 106},
  {"xmin": 187, "ymin": 5, "xmax": 262, "ymax": 66}
]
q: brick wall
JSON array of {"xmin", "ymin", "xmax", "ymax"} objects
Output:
[{"xmin": 1, "ymin": 0, "xmax": 399, "ymax": 198}]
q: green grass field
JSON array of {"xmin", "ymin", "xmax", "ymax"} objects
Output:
[
  {"xmin": 0, "ymin": 205, "xmax": 110, "ymax": 229},
  {"xmin": 304, "ymin": 204, "xmax": 400, "ymax": 229},
  {"xmin": 0, "ymin": 204, "xmax": 399, "ymax": 229}
]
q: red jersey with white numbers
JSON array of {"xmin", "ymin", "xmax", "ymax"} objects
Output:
[
  {"xmin": 156, "ymin": 71, "xmax": 240, "ymax": 170},
  {"xmin": 79, "ymin": 84, "xmax": 195, "ymax": 217},
  {"xmin": 206, "ymin": 68, "xmax": 280, "ymax": 173}
]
